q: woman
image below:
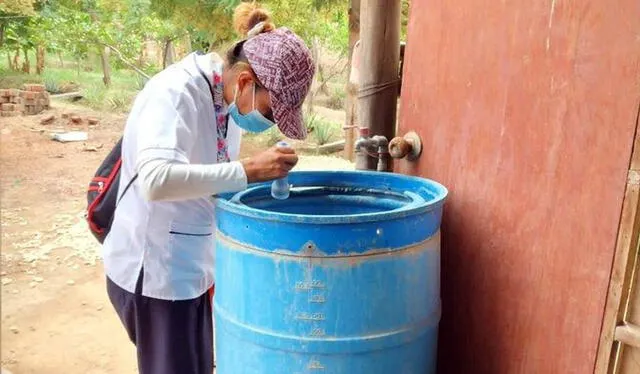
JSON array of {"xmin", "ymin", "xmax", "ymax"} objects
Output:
[{"xmin": 102, "ymin": 4, "xmax": 314, "ymax": 374}]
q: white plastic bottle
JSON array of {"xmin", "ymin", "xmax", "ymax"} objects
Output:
[{"xmin": 271, "ymin": 141, "xmax": 291, "ymax": 200}]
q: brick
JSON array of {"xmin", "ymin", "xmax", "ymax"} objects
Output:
[
  {"xmin": 0, "ymin": 89, "xmax": 9, "ymax": 97},
  {"xmin": 11, "ymin": 96, "xmax": 23, "ymax": 104},
  {"xmin": 1, "ymin": 103, "xmax": 16, "ymax": 111},
  {"xmin": 9, "ymin": 88, "xmax": 20, "ymax": 97},
  {"xmin": 70, "ymin": 115, "xmax": 83, "ymax": 124},
  {"xmin": 23, "ymin": 98, "xmax": 36, "ymax": 106},
  {"xmin": 0, "ymin": 97, "xmax": 8, "ymax": 104},
  {"xmin": 40, "ymin": 114, "xmax": 56, "ymax": 124},
  {"xmin": 24, "ymin": 106, "xmax": 41, "ymax": 115},
  {"xmin": 87, "ymin": 117, "xmax": 99, "ymax": 125},
  {"xmin": 1, "ymin": 110, "xmax": 20, "ymax": 117},
  {"xmin": 23, "ymin": 84, "xmax": 45, "ymax": 92}
]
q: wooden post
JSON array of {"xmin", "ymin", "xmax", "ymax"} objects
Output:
[
  {"xmin": 344, "ymin": 0, "xmax": 360, "ymax": 161},
  {"xmin": 357, "ymin": 0, "xmax": 402, "ymax": 151},
  {"xmin": 595, "ymin": 109, "xmax": 640, "ymax": 373}
]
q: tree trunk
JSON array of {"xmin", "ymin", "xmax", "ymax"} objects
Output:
[
  {"xmin": 344, "ymin": 0, "xmax": 361, "ymax": 161},
  {"xmin": 316, "ymin": 48, "xmax": 330, "ymax": 97},
  {"xmin": 77, "ymin": 58, "xmax": 81, "ymax": 77},
  {"xmin": 307, "ymin": 37, "xmax": 321, "ymax": 116},
  {"xmin": 184, "ymin": 34, "xmax": 192, "ymax": 54},
  {"xmin": 22, "ymin": 48, "xmax": 30, "ymax": 73},
  {"xmin": 58, "ymin": 52, "xmax": 64, "ymax": 68},
  {"xmin": 7, "ymin": 52, "xmax": 11, "ymax": 70},
  {"xmin": 12, "ymin": 49, "xmax": 20, "ymax": 71},
  {"xmin": 163, "ymin": 38, "xmax": 176, "ymax": 69},
  {"xmin": 138, "ymin": 43, "xmax": 145, "ymax": 68},
  {"xmin": 100, "ymin": 46, "xmax": 112, "ymax": 86},
  {"xmin": 36, "ymin": 45, "xmax": 45, "ymax": 74}
]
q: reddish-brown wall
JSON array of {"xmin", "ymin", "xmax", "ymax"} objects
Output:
[{"xmin": 397, "ymin": 1, "xmax": 640, "ymax": 373}]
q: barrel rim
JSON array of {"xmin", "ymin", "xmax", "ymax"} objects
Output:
[{"xmin": 216, "ymin": 170, "xmax": 448, "ymax": 224}]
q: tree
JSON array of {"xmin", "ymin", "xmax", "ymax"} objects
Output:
[
  {"xmin": 151, "ymin": 0, "xmax": 240, "ymax": 50},
  {"xmin": 1, "ymin": 0, "xmax": 36, "ymax": 71}
]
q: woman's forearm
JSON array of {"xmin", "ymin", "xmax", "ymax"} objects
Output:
[{"xmin": 137, "ymin": 157, "xmax": 248, "ymax": 202}]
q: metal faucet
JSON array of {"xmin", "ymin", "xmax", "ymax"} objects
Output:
[
  {"xmin": 371, "ymin": 135, "xmax": 389, "ymax": 171},
  {"xmin": 354, "ymin": 127, "xmax": 390, "ymax": 172}
]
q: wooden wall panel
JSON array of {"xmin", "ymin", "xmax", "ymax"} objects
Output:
[{"xmin": 397, "ymin": 0, "xmax": 640, "ymax": 372}]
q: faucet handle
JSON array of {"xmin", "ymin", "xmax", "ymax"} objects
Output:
[{"xmin": 389, "ymin": 131, "xmax": 422, "ymax": 161}]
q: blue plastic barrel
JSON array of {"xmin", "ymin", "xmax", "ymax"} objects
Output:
[{"xmin": 214, "ymin": 171, "xmax": 447, "ymax": 374}]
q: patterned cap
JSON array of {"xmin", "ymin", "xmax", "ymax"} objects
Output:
[{"xmin": 243, "ymin": 28, "xmax": 315, "ymax": 140}]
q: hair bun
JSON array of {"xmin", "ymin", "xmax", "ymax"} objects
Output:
[{"xmin": 233, "ymin": 2, "xmax": 275, "ymax": 37}]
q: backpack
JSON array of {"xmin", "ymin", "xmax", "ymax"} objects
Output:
[{"xmin": 86, "ymin": 137, "xmax": 137, "ymax": 244}]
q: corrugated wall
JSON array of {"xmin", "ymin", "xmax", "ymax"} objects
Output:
[{"xmin": 396, "ymin": 0, "xmax": 640, "ymax": 372}]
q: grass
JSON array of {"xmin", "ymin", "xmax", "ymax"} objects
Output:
[
  {"xmin": 80, "ymin": 84, "xmax": 107, "ymax": 110},
  {"xmin": 0, "ymin": 68, "xmax": 44, "ymax": 88},
  {"xmin": 326, "ymin": 86, "xmax": 346, "ymax": 110},
  {"xmin": 305, "ymin": 113, "xmax": 340, "ymax": 146},
  {"xmin": 242, "ymin": 112, "xmax": 342, "ymax": 154},
  {"xmin": 265, "ymin": 127, "xmax": 283, "ymax": 147},
  {"xmin": 43, "ymin": 77, "xmax": 61, "ymax": 94},
  {"xmin": 1, "ymin": 51, "xmax": 143, "ymax": 112}
]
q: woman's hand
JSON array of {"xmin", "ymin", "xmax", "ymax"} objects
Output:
[{"xmin": 241, "ymin": 145, "xmax": 298, "ymax": 183}]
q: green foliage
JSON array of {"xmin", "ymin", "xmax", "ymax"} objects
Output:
[
  {"xmin": 0, "ymin": 0, "xmax": 36, "ymax": 16},
  {"xmin": 312, "ymin": 117, "xmax": 337, "ymax": 146},
  {"xmin": 401, "ymin": 0, "xmax": 410, "ymax": 40},
  {"xmin": 107, "ymin": 95, "xmax": 130, "ymax": 112},
  {"xmin": 327, "ymin": 85, "xmax": 345, "ymax": 110},
  {"xmin": 264, "ymin": 127, "xmax": 283, "ymax": 147},
  {"xmin": 136, "ymin": 76, "xmax": 149, "ymax": 90},
  {"xmin": 44, "ymin": 77, "xmax": 61, "ymax": 93},
  {"xmin": 2, "ymin": 0, "xmax": 412, "ymax": 114},
  {"xmin": 0, "ymin": 67, "xmax": 42, "ymax": 88},
  {"xmin": 151, "ymin": 0, "xmax": 241, "ymax": 47},
  {"xmin": 304, "ymin": 112, "xmax": 319, "ymax": 132},
  {"xmin": 261, "ymin": 0, "xmax": 347, "ymax": 53},
  {"xmin": 304, "ymin": 113, "xmax": 337, "ymax": 145},
  {"xmin": 81, "ymin": 83, "xmax": 107, "ymax": 109}
]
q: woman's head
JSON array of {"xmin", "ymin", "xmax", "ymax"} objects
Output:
[{"xmin": 222, "ymin": 2, "xmax": 315, "ymax": 140}]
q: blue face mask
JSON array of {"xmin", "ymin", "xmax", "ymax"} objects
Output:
[{"xmin": 228, "ymin": 83, "xmax": 275, "ymax": 133}]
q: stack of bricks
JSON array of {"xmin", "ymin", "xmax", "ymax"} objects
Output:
[{"xmin": 0, "ymin": 84, "xmax": 50, "ymax": 117}]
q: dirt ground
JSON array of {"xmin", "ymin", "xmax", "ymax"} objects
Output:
[{"xmin": 0, "ymin": 100, "xmax": 352, "ymax": 374}]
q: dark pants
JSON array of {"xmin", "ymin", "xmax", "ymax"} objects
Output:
[{"xmin": 106, "ymin": 272, "xmax": 214, "ymax": 374}]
